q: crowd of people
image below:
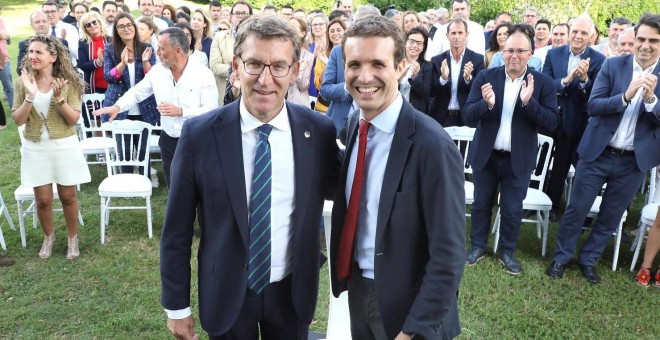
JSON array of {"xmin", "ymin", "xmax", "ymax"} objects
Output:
[{"xmin": 0, "ymin": 0, "xmax": 659, "ymax": 338}]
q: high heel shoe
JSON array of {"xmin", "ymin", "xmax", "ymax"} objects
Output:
[
  {"xmin": 67, "ymin": 234, "xmax": 80, "ymax": 260},
  {"xmin": 39, "ymin": 233, "xmax": 56, "ymax": 259}
]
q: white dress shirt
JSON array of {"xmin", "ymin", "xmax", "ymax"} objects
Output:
[
  {"xmin": 439, "ymin": 48, "xmax": 466, "ymax": 110},
  {"xmin": 610, "ymin": 58, "xmax": 659, "ymax": 150},
  {"xmin": 53, "ymin": 21, "xmax": 79, "ymax": 66},
  {"xmin": 425, "ymin": 20, "xmax": 485, "ymax": 61},
  {"xmin": 113, "ymin": 58, "xmax": 219, "ymax": 137},
  {"xmin": 346, "ymin": 94, "xmax": 403, "ymax": 279},
  {"xmin": 493, "ymin": 69, "xmax": 525, "ymax": 151},
  {"xmin": 164, "ymin": 99, "xmax": 296, "ymax": 320}
]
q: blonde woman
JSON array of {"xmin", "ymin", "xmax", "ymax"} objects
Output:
[
  {"xmin": 287, "ymin": 17, "xmax": 313, "ymax": 107},
  {"xmin": 313, "ymin": 18, "xmax": 345, "ymax": 113},
  {"xmin": 307, "ymin": 14, "xmax": 328, "ymax": 105},
  {"xmin": 78, "ymin": 11, "xmax": 110, "ymax": 93},
  {"xmin": 12, "ymin": 35, "xmax": 90, "ymax": 260}
]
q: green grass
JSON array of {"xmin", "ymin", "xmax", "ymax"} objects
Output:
[{"xmin": 1, "ymin": 1, "xmax": 660, "ymax": 339}]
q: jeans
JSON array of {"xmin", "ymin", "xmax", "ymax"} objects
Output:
[{"xmin": 0, "ymin": 61, "xmax": 14, "ymax": 108}]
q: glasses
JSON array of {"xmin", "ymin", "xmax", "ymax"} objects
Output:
[
  {"xmin": 311, "ymin": 23, "xmax": 324, "ymax": 27},
  {"xmin": 84, "ymin": 20, "xmax": 99, "ymax": 28},
  {"xmin": 503, "ymin": 49, "xmax": 530, "ymax": 56},
  {"xmin": 43, "ymin": 10, "xmax": 58, "ymax": 14},
  {"xmin": 232, "ymin": 11, "xmax": 248, "ymax": 17},
  {"xmin": 116, "ymin": 23, "xmax": 134, "ymax": 31},
  {"xmin": 407, "ymin": 39, "xmax": 424, "ymax": 47},
  {"xmin": 217, "ymin": 28, "xmax": 228, "ymax": 31},
  {"xmin": 238, "ymin": 56, "xmax": 293, "ymax": 78}
]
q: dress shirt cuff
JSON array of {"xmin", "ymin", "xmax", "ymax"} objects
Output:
[
  {"xmin": 439, "ymin": 77, "xmax": 448, "ymax": 86},
  {"xmin": 165, "ymin": 307, "xmax": 192, "ymax": 319}
]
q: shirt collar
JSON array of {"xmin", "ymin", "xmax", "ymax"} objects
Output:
[
  {"xmin": 240, "ymin": 99, "xmax": 290, "ymax": 134},
  {"xmin": 569, "ymin": 47, "xmax": 586, "ymax": 58},
  {"xmin": 505, "ymin": 67, "xmax": 528, "ymax": 82},
  {"xmin": 632, "ymin": 56, "xmax": 659, "ymax": 74},
  {"xmin": 450, "ymin": 47, "xmax": 466, "ymax": 61},
  {"xmin": 359, "ymin": 93, "xmax": 403, "ymax": 134}
]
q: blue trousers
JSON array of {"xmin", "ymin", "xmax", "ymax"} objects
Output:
[
  {"xmin": 0, "ymin": 61, "xmax": 13, "ymax": 108},
  {"xmin": 551, "ymin": 151, "xmax": 644, "ymax": 266}
]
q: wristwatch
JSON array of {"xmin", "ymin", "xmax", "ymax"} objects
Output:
[
  {"xmin": 56, "ymin": 98, "xmax": 66, "ymax": 106},
  {"xmin": 645, "ymin": 95, "xmax": 657, "ymax": 104}
]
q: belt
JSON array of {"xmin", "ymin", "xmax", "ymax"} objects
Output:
[
  {"xmin": 604, "ymin": 145, "xmax": 635, "ymax": 156},
  {"xmin": 492, "ymin": 149, "xmax": 511, "ymax": 156},
  {"xmin": 448, "ymin": 109, "xmax": 460, "ymax": 116}
]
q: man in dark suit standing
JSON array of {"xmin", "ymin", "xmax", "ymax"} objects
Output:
[
  {"xmin": 463, "ymin": 25, "xmax": 558, "ymax": 275},
  {"xmin": 547, "ymin": 14, "xmax": 660, "ymax": 284},
  {"xmin": 159, "ymin": 16, "xmax": 340, "ymax": 339},
  {"xmin": 330, "ymin": 16, "xmax": 466, "ymax": 340},
  {"xmin": 429, "ymin": 18, "xmax": 485, "ymax": 127},
  {"xmin": 542, "ymin": 15, "xmax": 606, "ymax": 221}
]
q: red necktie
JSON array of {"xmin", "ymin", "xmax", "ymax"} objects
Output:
[{"xmin": 337, "ymin": 119, "xmax": 371, "ymax": 281}]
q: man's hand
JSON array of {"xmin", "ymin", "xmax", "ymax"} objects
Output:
[
  {"xmin": 463, "ymin": 61, "xmax": 474, "ymax": 82},
  {"xmin": 395, "ymin": 331, "xmax": 412, "ymax": 340},
  {"xmin": 93, "ymin": 105, "xmax": 121, "ymax": 121},
  {"xmin": 167, "ymin": 316, "xmax": 198, "ymax": 340},
  {"xmin": 158, "ymin": 102, "xmax": 183, "ymax": 117},
  {"xmin": 481, "ymin": 82, "xmax": 495, "ymax": 108},
  {"xmin": 440, "ymin": 59, "xmax": 450, "ymax": 81},
  {"xmin": 562, "ymin": 67, "xmax": 578, "ymax": 85},
  {"xmin": 576, "ymin": 57, "xmax": 590, "ymax": 82},
  {"xmin": 60, "ymin": 28, "xmax": 66, "ymax": 40},
  {"xmin": 520, "ymin": 73, "xmax": 535, "ymax": 105},
  {"xmin": 641, "ymin": 73, "xmax": 658, "ymax": 101},
  {"xmin": 624, "ymin": 76, "xmax": 646, "ymax": 103}
]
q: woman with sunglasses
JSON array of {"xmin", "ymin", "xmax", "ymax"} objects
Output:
[{"xmin": 78, "ymin": 12, "xmax": 110, "ymax": 94}]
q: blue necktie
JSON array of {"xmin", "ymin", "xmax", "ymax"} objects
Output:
[
  {"xmin": 248, "ymin": 124, "xmax": 273, "ymax": 294},
  {"xmin": 51, "ymin": 26, "xmax": 57, "ymax": 37}
]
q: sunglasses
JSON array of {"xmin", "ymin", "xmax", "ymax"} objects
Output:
[{"xmin": 84, "ymin": 20, "xmax": 99, "ymax": 28}]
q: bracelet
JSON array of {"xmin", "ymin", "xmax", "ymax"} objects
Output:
[{"xmin": 25, "ymin": 96, "xmax": 34, "ymax": 103}]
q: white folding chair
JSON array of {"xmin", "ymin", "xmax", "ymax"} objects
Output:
[
  {"xmin": 0, "ymin": 192, "xmax": 15, "ymax": 251},
  {"xmin": 630, "ymin": 167, "xmax": 658, "ymax": 271},
  {"xmin": 444, "ymin": 126, "xmax": 476, "ymax": 209},
  {"xmin": 322, "ymin": 200, "xmax": 352, "ymax": 340},
  {"xmin": 79, "ymin": 93, "xmax": 115, "ymax": 165},
  {"xmin": 493, "ymin": 134, "xmax": 554, "ymax": 256},
  {"xmin": 99, "ymin": 120, "xmax": 153, "ymax": 244}
]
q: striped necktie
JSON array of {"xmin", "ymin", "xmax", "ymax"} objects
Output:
[
  {"xmin": 51, "ymin": 26, "xmax": 57, "ymax": 37},
  {"xmin": 248, "ymin": 124, "xmax": 273, "ymax": 294}
]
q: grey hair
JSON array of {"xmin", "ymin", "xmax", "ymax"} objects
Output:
[
  {"xmin": 160, "ymin": 27, "xmax": 190, "ymax": 54},
  {"xmin": 617, "ymin": 27, "xmax": 635, "ymax": 44},
  {"xmin": 354, "ymin": 4, "xmax": 381, "ymax": 21},
  {"xmin": 234, "ymin": 15, "xmax": 302, "ymax": 62},
  {"xmin": 436, "ymin": 8, "xmax": 448, "ymax": 16}
]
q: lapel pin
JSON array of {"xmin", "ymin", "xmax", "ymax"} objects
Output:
[{"xmin": 304, "ymin": 131, "xmax": 311, "ymax": 138}]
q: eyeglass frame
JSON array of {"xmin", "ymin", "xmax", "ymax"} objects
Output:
[
  {"xmin": 502, "ymin": 49, "xmax": 531, "ymax": 56},
  {"xmin": 232, "ymin": 11, "xmax": 249, "ymax": 17},
  {"xmin": 406, "ymin": 38, "xmax": 424, "ymax": 47},
  {"xmin": 116, "ymin": 23, "xmax": 135, "ymax": 31},
  {"xmin": 84, "ymin": 20, "xmax": 100, "ymax": 29},
  {"xmin": 237, "ymin": 56, "xmax": 295, "ymax": 78}
]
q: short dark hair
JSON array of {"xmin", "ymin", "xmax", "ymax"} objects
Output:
[
  {"xmin": 42, "ymin": 1, "xmax": 59, "ymax": 9},
  {"xmin": 447, "ymin": 18, "xmax": 468, "ymax": 33},
  {"xmin": 509, "ymin": 24, "xmax": 535, "ymax": 51},
  {"xmin": 328, "ymin": 9, "xmax": 346, "ymax": 22},
  {"xmin": 231, "ymin": 1, "xmax": 253, "ymax": 15},
  {"xmin": 73, "ymin": 3, "xmax": 89, "ymax": 12},
  {"xmin": 635, "ymin": 13, "xmax": 660, "ymax": 35},
  {"xmin": 281, "ymin": 5, "xmax": 293, "ymax": 11},
  {"xmin": 535, "ymin": 18, "xmax": 552, "ymax": 30},
  {"xmin": 102, "ymin": 1, "xmax": 116, "ymax": 11},
  {"xmin": 450, "ymin": 0, "xmax": 469, "ymax": 8},
  {"xmin": 234, "ymin": 15, "xmax": 301, "ymax": 62},
  {"xmin": 406, "ymin": 26, "xmax": 429, "ymax": 60},
  {"xmin": 552, "ymin": 23, "xmax": 570, "ymax": 32},
  {"xmin": 611, "ymin": 17, "xmax": 632, "ymax": 27},
  {"xmin": 174, "ymin": 22, "xmax": 196, "ymax": 52},
  {"xmin": 342, "ymin": 15, "xmax": 406, "ymax": 68},
  {"xmin": 160, "ymin": 27, "xmax": 190, "ymax": 54},
  {"xmin": 209, "ymin": 0, "xmax": 221, "ymax": 9},
  {"xmin": 495, "ymin": 11, "xmax": 512, "ymax": 21},
  {"xmin": 177, "ymin": 5, "xmax": 190, "ymax": 16},
  {"xmin": 175, "ymin": 12, "xmax": 190, "ymax": 23}
]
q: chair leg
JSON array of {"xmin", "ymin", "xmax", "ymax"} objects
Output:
[
  {"xmin": 0, "ymin": 223, "xmax": 6, "ymax": 251},
  {"xmin": 100, "ymin": 197, "xmax": 106, "ymax": 244},
  {"xmin": 17, "ymin": 200, "xmax": 27, "ymax": 248},
  {"xmin": 78, "ymin": 209, "xmax": 85, "ymax": 226},
  {"xmin": 493, "ymin": 208, "xmax": 501, "ymax": 253},
  {"xmin": 146, "ymin": 196, "xmax": 153, "ymax": 239},
  {"xmin": 0, "ymin": 195, "xmax": 16, "ymax": 231},
  {"xmin": 542, "ymin": 210, "xmax": 549, "ymax": 257},
  {"xmin": 536, "ymin": 211, "xmax": 542, "ymax": 239},
  {"xmin": 630, "ymin": 223, "xmax": 648, "ymax": 272},
  {"xmin": 612, "ymin": 219, "xmax": 624, "ymax": 271}
]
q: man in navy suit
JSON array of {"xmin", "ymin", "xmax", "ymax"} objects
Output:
[
  {"xmin": 330, "ymin": 17, "xmax": 466, "ymax": 339},
  {"xmin": 542, "ymin": 16, "xmax": 606, "ymax": 221},
  {"xmin": 547, "ymin": 14, "xmax": 660, "ymax": 284},
  {"xmin": 159, "ymin": 16, "xmax": 340, "ymax": 339},
  {"xmin": 463, "ymin": 25, "xmax": 558, "ymax": 275},
  {"xmin": 429, "ymin": 18, "xmax": 485, "ymax": 127}
]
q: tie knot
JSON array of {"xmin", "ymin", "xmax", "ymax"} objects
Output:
[
  {"xmin": 358, "ymin": 119, "xmax": 370, "ymax": 137},
  {"xmin": 258, "ymin": 124, "xmax": 273, "ymax": 141}
]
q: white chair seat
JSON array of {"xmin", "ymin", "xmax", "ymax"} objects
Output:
[
  {"xmin": 79, "ymin": 136, "xmax": 115, "ymax": 154},
  {"xmin": 149, "ymin": 135, "xmax": 161, "ymax": 153},
  {"xmin": 465, "ymin": 181, "xmax": 474, "ymax": 205},
  {"xmin": 641, "ymin": 203, "xmax": 658, "ymax": 223},
  {"xmin": 99, "ymin": 174, "xmax": 152, "ymax": 196},
  {"xmin": 522, "ymin": 188, "xmax": 552, "ymax": 210}
]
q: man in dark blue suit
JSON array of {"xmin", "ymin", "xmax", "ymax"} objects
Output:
[
  {"xmin": 17, "ymin": 11, "xmax": 70, "ymax": 74},
  {"xmin": 463, "ymin": 25, "xmax": 558, "ymax": 275},
  {"xmin": 429, "ymin": 18, "xmax": 485, "ymax": 127},
  {"xmin": 331, "ymin": 17, "xmax": 466, "ymax": 340},
  {"xmin": 159, "ymin": 16, "xmax": 340, "ymax": 339},
  {"xmin": 542, "ymin": 16, "xmax": 605, "ymax": 221},
  {"xmin": 547, "ymin": 14, "xmax": 660, "ymax": 284}
]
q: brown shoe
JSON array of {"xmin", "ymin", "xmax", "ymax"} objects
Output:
[{"xmin": 0, "ymin": 256, "xmax": 15, "ymax": 267}]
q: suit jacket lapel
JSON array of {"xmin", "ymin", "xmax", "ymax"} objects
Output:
[
  {"xmin": 213, "ymin": 101, "xmax": 250, "ymax": 250},
  {"xmin": 495, "ymin": 67, "xmax": 506, "ymax": 117},
  {"xmin": 557, "ymin": 46, "xmax": 570, "ymax": 78},
  {"xmin": 375, "ymin": 101, "xmax": 414, "ymax": 247},
  {"xmin": 288, "ymin": 104, "xmax": 313, "ymax": 258}
]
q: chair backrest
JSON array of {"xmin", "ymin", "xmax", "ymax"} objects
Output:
[
  {"xmin": 102, "ymin": 120, "xmax": 153, "ymax": 177},
  {"xmin": 80, "ymin": 93, "xmax": 106, "ymax": 137},
  {"xmin": 444, "ymin": 126, "xmax": 476, "ymax": 175},
  {"xmin": 532, "ymin": 134, "xmax": 554, "ymax": 189}
]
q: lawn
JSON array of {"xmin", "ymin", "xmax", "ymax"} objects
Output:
[{"xmin": 1, "ymin": 1, "xmax": 659, "ymax": 339}]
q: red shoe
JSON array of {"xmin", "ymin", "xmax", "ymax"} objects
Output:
[
  {"xmin": 655, "ymin": 268, "xmax": 660, "ymax": 288},
  {"xmin": 636, "ymin": 267, "xmax": 651, "ymax": 287}
]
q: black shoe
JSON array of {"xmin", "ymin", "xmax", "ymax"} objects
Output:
[
  {"xmin": 498, "ymin": 252, "xmax": 521, "ymax": 275},
  {"xmin": 466, "ymin": 247, "xmax": 486, "ymax": 265},
  {"xmin": 546, "ymin": 261, "xmax": 566, "ymax": 278},
  {"xmin": 548, "ymin": 210, "xmax": 558, "ymax": 222},
  {"xmin": 579, "ymin": 264, "xmax": 600, "ymax": 284}
]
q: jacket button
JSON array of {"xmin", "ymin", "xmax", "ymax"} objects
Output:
[{"xmin": 243, "ymin": 264, "xmax": 248, "ymax": 271}]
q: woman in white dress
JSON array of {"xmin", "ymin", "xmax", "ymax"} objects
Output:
[{"xmin": 12, "ymin": 35, "xmax": 90, "ymax": 260}]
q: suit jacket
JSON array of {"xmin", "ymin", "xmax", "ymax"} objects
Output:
[
  {"xmin": 542, "ymin": 45, "xmax": 605, "ymax": 137},
  {"xmin": 463, "ymin": 67, "xmax": 559, "ymax": 178},
  {"xmin": 102, "ymin": 42, "xmax": 159, "ymax": 125},
  {"xmin": 583, "ymin": 55, "xmax": 660, "ymax": 172},
  {"xmin": 78, "ymin": 37, "xmax": 110, "ymax": 92},
  {"xmin": 160, "ymin": 100, "xmax": 341, "ymax": 336},
  {"xmin": 404, "ymin": 60, "xmax": 432, "ymax": 114},
  {"xmin": 429, "ymin": 48, "xmax": 485, "ymax": 125},
  {"xmin": 330, "ymin": 100, "xmax": 466, "ymax": 339},
  {"xmin": 320, "ymin": 45, "xmax": 353, "ymax": 136}
]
